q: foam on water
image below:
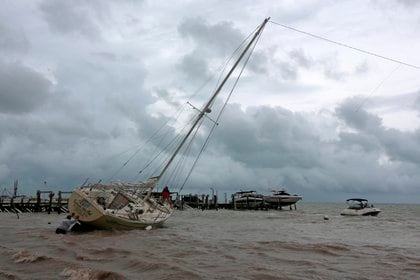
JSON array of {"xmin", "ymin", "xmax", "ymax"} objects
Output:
[{"xmin": 12, "ymin": 250, "xmax": 51, "ymax": 263}]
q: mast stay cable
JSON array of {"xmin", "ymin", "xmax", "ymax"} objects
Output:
[
  {"xmin": 269, "ymin": 20, "xmax": 420, "ymax": 70},
  {"xmin": 178, "ymin": 20, "xmax": 268, "ymax": 194}
]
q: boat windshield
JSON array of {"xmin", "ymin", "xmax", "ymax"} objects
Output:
[{"xmin": 346, "ymin": 199, "xmax": 369, "ymax": 209}]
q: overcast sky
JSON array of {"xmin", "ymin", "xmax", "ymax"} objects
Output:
[{"xmin": 1, "ymin": 0, "xmax": 420, "ymax": 203}]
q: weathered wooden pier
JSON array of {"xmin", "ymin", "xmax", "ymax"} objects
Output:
[
  {"xmin": 0, "ymin": 190, "xmax": 72, "ymax": 214},
  {"xmin": 0, "ymin": 190, "xmax": 299, "ymax": 214}
]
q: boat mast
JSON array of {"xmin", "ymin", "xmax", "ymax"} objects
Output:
[{"xmin": 156, "ymin": 17, "xmax": 270, "ymax": 182}]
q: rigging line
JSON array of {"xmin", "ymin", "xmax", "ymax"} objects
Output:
[
  {"xmin": 155, "ymin": 19, "xmax": 270, "ymax": 183},
  {"xmin": 206, "ymin": 26, "xmax": 260, "ymax": 107},
  {"xmin": 216, "ymin": 23, "xmax": 265, "ymax": 123},
  {"xmin": 127, "ymin": 29, "xmax": 257, "ymax": 180},
  {"xmin": 133, "ymin": 128, "xmax": 183, "ymax": 181},
  {"xmin": 134, "ymin": 126, "xmax": 186, "ymax": 180},
  {"xmin": 355, "ymin": 64, "xmax": 401, "ymax": 112},
  {"xmin": 107, "ymin": 103, "xmax": 188, "ymax": 182},
  {"xmin": 163, "ymin": 132, "xmax": 193, "ymax": 185},
  {"xmin": 143, "ymin": 114, "xmax": 198, "ymax": 179},
  {"xmin": 165, "ymin": 117, "xmax": 205, "ymax": 189},
  {"xmin": 178, "ymin": 55, "xmax": 261, "ymax": 194},
  {"xmin": 161, "ymin": 137, "xmax": 193, "ymax": 190},
  {"xmin": 139, "ymin": 105, "xmax": 188, "ymax": 164},
  {"xmin": 178, "ymin": 23, "xmax": 266, "ymax": 194},
  {"xmin": 131, "ymin": 104, "xmax": 193, "ymax": 181},
  {"xmin": 165, "ymin": 115, "xmax": 205, "ymax": 185},
  {"xmin": 170, "ymin": 131, "xmax": 203, "ymax": 192},
  {"xmin": 160, "ymin": 135, "xmax": 189, "ymax": 187},
  {"xmin": 269, "ymin": 20, "xmax": 420, "ymax": 70},
  {"xmin": 189, "ymin": 26, "xmax": 258, "ymax": 103}
]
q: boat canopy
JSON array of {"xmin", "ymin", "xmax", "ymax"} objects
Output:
[
  {"xmin": 236, "ymin": 190, "xmax": 257, "ymax": 194},
  {"xmin": 346, "ymin": 198, "xmax": 368, "ymax": 202}
]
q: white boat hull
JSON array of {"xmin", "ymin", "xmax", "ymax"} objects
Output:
[
  {"xmin": 263, "ymin": 195, "xmax": 302, "ymax": 206},
  {"xmin": 340, "ymin": 207, "xmax": 381, "ymax": 216},
  {"xmin": 68, "ymin": 188, "xmax": 174, "ymax": 230},
  {"xmin": 234, "ymin": 198, "xmax": 264, "ymax": 209}
]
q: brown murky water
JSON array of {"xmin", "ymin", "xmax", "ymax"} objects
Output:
[{"xmin": 1, "ymin": 203, "xmax": 419, "ymax": 279}]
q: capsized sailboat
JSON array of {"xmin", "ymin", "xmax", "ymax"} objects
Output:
[{"xmin": 68, "ymin": 18, "xmax": 271, "ymax": 230}]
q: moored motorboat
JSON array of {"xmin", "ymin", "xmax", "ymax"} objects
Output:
[
  {"xmin": 233, "ymin": 191, "xmax": 265, "ymax": 209},
  {"xmin": 263, "ymin": 189, "xmax": 302, "ymax": 207},
  {"xmin": 340, "ymin": 198, "xmax": 381, "ymax": 216}
]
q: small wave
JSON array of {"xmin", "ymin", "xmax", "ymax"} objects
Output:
[
  {"xmin": 159, "ymin": 269, "xmax": 202, "ymax": 280},
  {"xmin": 257, "ymin": 241, "xmax": 351, "ymax": 256},
  {"xmin": 249, "ymin": 273, "xmax": 295, "ymax": 280},
  {"xmin": 75, "ymin": 255, "xmax": 107, "ymax": 262},
  {"xmin": 278, "ymin": 258, "xmax": 319, "ymax": 268},
  {"xmin": 294, "ymin": 244, "xmax": 349, "ymax": 257},
  {"xmin": 409, "ymin": 261, "xmax": 420, "ymax": 267},
  {"xmin": 124, "ymin": 259, "xmax": 166, "ymax": 272},
  {"xmin": 0, "ymin": 270, "xmax": 19, "ymax": 280},
  {"xmin": 12, "ymin": 250, "xmax": 50, "ymax": 264},
  {"xmin": 86, "ymin": 247, "xmax": 132, "ymax": 257},
  {"xmin": 60, "ymin": 267, "xmax": 124, "ymax": 280}
]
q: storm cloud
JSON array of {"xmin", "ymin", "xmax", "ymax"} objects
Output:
[
  {"xmin": 0, "ymin": 0, "xmax": 419, "ymax": 203},
  {"xmin": 0, "ymin": 61, "xmax": 52, "ymax": 114}
]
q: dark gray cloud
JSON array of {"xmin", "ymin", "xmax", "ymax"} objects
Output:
[
  {"xmin": 337, "ymin": 98, "xmax": 420, "ymax": 166},
  {"xmin": 414, "ymin": 94, "xmax": 420, "ymax": 112},
  {"xmin": 354, "ymin": 90, "xmax": 419, "ymax": 114},
  {"xmin": 214, "ymin": 104, "xmax": 321, "ymax": 169},
  {"xmin": 242, "ymin": 51, "xmax": 269, "ymax": 75},
  {"xmin": 335, "ymin": 97, "xmax": 383, "ymax": 132},
  {"xmin": 0, "ymin": 61, "xmax": 52, "ymax": 114},
  {"xmin": 179, "ymin": 17, "xmax": 244, "ymax": 57},
  {"xmin": 264, "ymin": 48, "xmax": 312, "ymax": 81},
  {"xmin": 177, "ymin": 52, "xmax": 211, "ymax": 82},
  {"xmin": 39, "ymin": 0, "xmax": 103, "ymax": 39},
  {"xmin": 0, "ymin": 23, "xmax": 29, "ymax": 53},
  {"xmin": 396, "ymin": 0, "xmax": 420, "ymax": 7},
  {"xmin": 186, "ymin": 97, "xmax": 420, "ymax": 199},
  {"xmin": 176, "ymin": 17, "xmax": 263, "ymax": 86},
  {"xmin": 269, "ymin": 48, "xmax": 366, "ymax": 82},
  {"xmin": 91, "ymin": 51, "xmax": 118, "ymax": 62}
]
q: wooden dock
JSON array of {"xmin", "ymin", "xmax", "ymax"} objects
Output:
[
  {"xmin": 0, "ymin": 190, "xmax": 72, "ymax": 214},
  {"xmin": 0, "ymin": 190, "xmax": 299, "ymax": 214}
]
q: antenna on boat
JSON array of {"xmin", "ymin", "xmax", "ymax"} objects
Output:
[{"xmin": 146, "ymin": 17, "xmax": 270, "ymax": 197}]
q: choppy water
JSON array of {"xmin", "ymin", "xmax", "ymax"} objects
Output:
[{"xmin": 0, "ymin": 203, "xmax": 419, "ymax": 280}]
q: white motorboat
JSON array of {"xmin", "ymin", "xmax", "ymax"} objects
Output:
[
  {"xmin": 233, "ymin": 191, "xmax": 265, "ymax": 209},
  {"xmin": 68, "ymin": 18, "xmax": 271, "ymax": 230},
  {"xmin": 263, "ymin": 189, "xmax": 302, "ymax": 207},
  {"xmin": 340, "ymin": 198, "xmax": 381, "ymax": 216}
]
